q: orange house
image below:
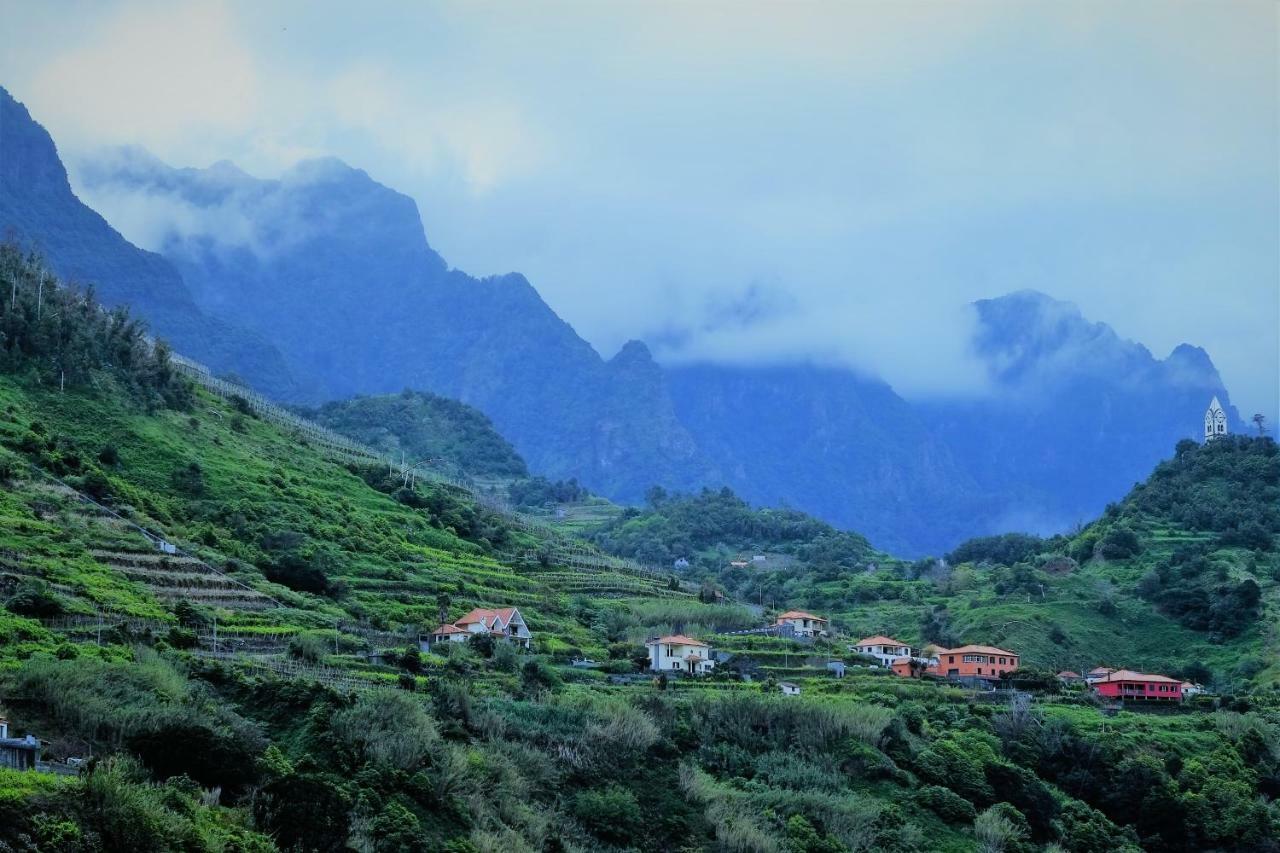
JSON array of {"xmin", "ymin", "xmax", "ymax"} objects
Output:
[{"xmin": 928, "ymin": 644, "xmax": 1019, "ymax": 680}]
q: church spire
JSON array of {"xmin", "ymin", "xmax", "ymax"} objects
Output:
[{"xmin": 1204, "ymin": 396, "xmax": 1227, "ymax": 442}]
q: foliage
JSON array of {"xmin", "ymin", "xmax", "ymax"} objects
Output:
[{"xmin": 305, "ymin": 389, "xmax": 528, "ymax": 478}]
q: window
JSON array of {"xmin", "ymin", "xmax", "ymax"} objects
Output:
[
  {"xmin": 948, "ymin": 656, "xmax": 955, "ymax": 663},
  {"xmin": 976, "ymin": 667, "xmax": 983, "ymax": 675}
]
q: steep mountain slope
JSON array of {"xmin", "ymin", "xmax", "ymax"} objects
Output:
[
  {"xmin": 79, "ymin": 148, "xmax": 716, "ymax": 501},
  {"xmin": 666, "ymin": 363, "xmax": 985, "ymax": 555},
  {"xmin": 920, "ymin": 291, "xmax": 1242, "ymax": 536},
  {"xmin": 0, "ymin": 87, "xmax": 300, "ymax": 400},
  {"xmin": 72, "ymin": 140, "xmax": 1245, "ymax": 557}
]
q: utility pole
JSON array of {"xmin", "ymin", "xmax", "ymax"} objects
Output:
[{"xmin": 36, "ymin": 273, "xmax": 43, "ymax": 322}]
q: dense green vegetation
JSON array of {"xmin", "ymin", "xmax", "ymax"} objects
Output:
[
  {"xmin": 592, "ymin": 486, "xmax": 882, "ymax": 584},
  {"xmin": 303, "ymin": 390, "xmax": 528, "ymax": 478},
  {"xmin": 0, "ymin": 258, "xmax": 1277, "ymax": 851}
]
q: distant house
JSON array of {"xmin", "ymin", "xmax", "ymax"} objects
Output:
[
  {"xmin": 646, "ymin": 635, "xmax": 716, "ymax": 674},
  {"xmin": 428, "ymin": 624, "xmax": 469, "ymax": 646},
  {"xmin": 775, "ymin": 611, "xmax": 829, "ymax": 638},
  {"xmin": 1084, "ymin": 667, "xmax": 1115, "ymax": 684},
  {"xmin": 1092, "ymin": 670, "xmax": 1184, "ymax": 702},
  {"xmin": 779, "ymin": 681, "xmax": 801, "ymax": 696},
  {"xmin": 891, "ymin": 657, "xmax": 931, "ymax": 678},
  {"xmin": 1181, "ymin": 682, "xmax": 1205, "ymax": 698},
  {"xmin": 453, "ymin": 607, "xmax": 533, "ymax": 648},
  {"xmin": 0, "ymin": 718, "xmax": 39, "ymax": 771},
  {"xmin": 673, "ymin": 557, "xmax": 690, "ymax": 569},
  {"xmin": 1056, "ymin": 671, "xmax": 1085, "ymax": 686},
  {"xmin": 826, "ymin": 661, "xmax": 846, "ymax": 678},
  {"xmin": 928, "ymin": 645, "xmax": 1020, "ymax": 683},
  {"xmin": 752, "ymin": 555, "xmax": 767, "ymax": 564},
  {"xmin": 428, "ymin": 606, "xmax": 533, "ymax": 649},
  {"xmin": 853, "ymin": 635, "xmax": 912, "ymax": 667},
  {"xmin": 730, "ymin": 560, "xmax": 749, "ymax": 568}
]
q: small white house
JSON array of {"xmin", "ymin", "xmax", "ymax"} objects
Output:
[
  {"xmin": 1181, "ymin": 681, "xmax": 1205, "ymax": 698},
  {"xmin": 674, "ymin": 557, "xmax": 690, "ymax": 569},
  {"xmin": 774, "ymin": 610, "xmax": 829, "ymax": 638},
  {"xmin": 852, "ymin": 636, "xmax": 912, "ymax": 667},
  {"xmin": 752, "ymin": 555, "xmax": 767, "ymax": 564},
  {"xmin": 428, "ymin": 624, "xmax": 469, "ymax": 646},
  {"xmin": 646, "ymin": 635, "xmax": 715, "ymax": 674},
  {"xmin": 779, "ymin": 681, "xmax": 801, "ymax": 696}
]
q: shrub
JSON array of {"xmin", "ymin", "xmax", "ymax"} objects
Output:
[
  {"xmin": 5, "ymin": 579, "xmax": 65, "ymax": 618},
  {"xmin": 330, "ymin": 692, "xmax": 438, "ymax": 771},
  {"xmin": 915, "ymin": 785, "xmax": 976, "ymax": 824},
  {"xmin": 974, "ymin": 803, "xmax": 1029, "ymax": 853},
  {"xmin": 572, "ymin": 785, "xmax": 642, "ymax": 846}
]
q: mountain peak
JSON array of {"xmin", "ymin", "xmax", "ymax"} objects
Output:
[{"xmin": 611, "ymin": 339, "xmax": 655, "ymax": 366}]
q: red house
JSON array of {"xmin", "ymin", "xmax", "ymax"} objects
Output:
[{"xmin": 1091, "ymin": 669, "xmax": 1183, "ymax": 702}]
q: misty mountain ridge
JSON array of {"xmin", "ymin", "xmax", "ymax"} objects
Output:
[
  {"xmin": 2, "ymin": 87, "xmax": 1241, "ymax": 554},
  {"xmin": 0, "ymin": 87, "xmax": 303, "ymax": 401}
]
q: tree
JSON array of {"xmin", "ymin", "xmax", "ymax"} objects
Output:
[{"xmin": 1252, "ymin": 413, "xmax": 1268, "ymax": 436}]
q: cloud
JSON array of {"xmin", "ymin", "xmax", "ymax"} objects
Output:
[
  {"xmin": 26, "ymin": 1, "xmax": 259, "ymax": 162},
  {"xmin": 1, "ymin": 0, "xmax": 1274, "ymax": 418}
]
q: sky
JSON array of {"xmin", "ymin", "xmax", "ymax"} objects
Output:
[{"xmin": 1, "ymin": 0, "xmax": 1276, "ymax": 418}]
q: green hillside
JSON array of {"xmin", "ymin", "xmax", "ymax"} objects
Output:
[
  {"xmin": 302, "ymin": 390, "xmax": 529, "ymax": 479},
  {"xmin": 587, "ymin": 443, "xmax": 1279, "ymax": 691},
  {"xmin": 0, "ymin": 251, "xmax": 1277, "ymax": 852}
]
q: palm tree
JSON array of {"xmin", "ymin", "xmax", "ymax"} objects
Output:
[{"xmin": 1252, "ymin": 414, "xmax": 1268, "ymax": 436}]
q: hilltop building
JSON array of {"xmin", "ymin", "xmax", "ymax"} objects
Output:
[
  {"xmin": 646, "ymin": 635, "xmax": 716, "ymax": 674},
  {"xmin": 774, "ymin": 610, "xmax": 829, "ymax": 638},
  {"xmin": 1204, "ymin": 396, "xmax": 1228, "ymax": 442}
]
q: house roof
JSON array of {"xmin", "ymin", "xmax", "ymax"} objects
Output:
[
  {"xmin": 891, "ymin": 657, "xmax": 914, "ymax": 665},
  {"xmin": 940, "ymin": 644, "xmax": 1018, "ymax": 657},
  {"xmin": 1097, "ymin": 669, "xmax": 1182, "ymax": 685},
  {"xmin": 777, "ymin": 610, "xmax": 827, "ymax": 622},
  {"xmin": 455, "ymin": 607, "xmax": 519, "ymax": 627},
  {"xmin": 649, "ymin": 634, "xmax": 709, "ymax": 647},
  {"xmin": 1057, "ymin": 671, "xmax": 1081, "ymax": 678},
  {"xmin": 1088, "ymin": 666, "xmax": 1114, "ymax": 675},
  {"xmin": 684, "ymin": 654, "xmax": 706, "ymax": 662},
  {"xmin": 431, "ymin": 624, "xmax": 467, "ymax": 635},
  {"xmin": 855, "ymin": 635, "xmax": 907, "ymax": 647},
  {"xmin": 779, "ymin": 681, "xmax": 799, "ymax": 688}
]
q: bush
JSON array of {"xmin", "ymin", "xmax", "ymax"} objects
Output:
[
  {"xmin": 1098, "ymin": 526, "xmax": 1140, "ymax": 560},
  {"xmin": 915, "ymin": 785, "xmax": 976, "ymax": 824},
  {"xmin": 572, "ymin": 785, "xmax": 642, "ymax": 845},
  {"xmin": 5, "ymin": 579, "xmax": 65, "ymax": 618},
  {"xmin": 287, "ymin": 632, "xmax": 330, "ymax": 663},
  {"xmin": 330, "ymin": 692, "xmax": 438, "ymax": 771}
]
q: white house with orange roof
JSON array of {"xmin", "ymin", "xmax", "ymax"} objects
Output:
[
  {"xmin": 852, "ymin": 635, "xmax": 913, "ymax": 668},
  {"xmin": 428, "ymin": 623, "xmax": 470, "ymax": 645},
  {"xmin": 435, "ymin": 607, "xmax": 533, "ymax": 648},
  {"xmin": 774, "ymin": 610, "xmax": 829, "ymax": 638},
  {"xmin": 646, "ymin": 635, "xmax": 716, "ymax": 674}
]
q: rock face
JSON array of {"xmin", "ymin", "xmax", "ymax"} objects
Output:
[
  {"xmin": 76, "ymin": 145, "xmax": 716, "ymax": 498},
  {"xmin": 11, "ymin": 88, "xmax": 1242, "ymax": 555},
  {"xmin": 918, "ymin": 291, "xmax": 1241, "ymax": 538},
  {"xmin": 0, "ymin": 87, "xmax": 300, "ymax": 400}
]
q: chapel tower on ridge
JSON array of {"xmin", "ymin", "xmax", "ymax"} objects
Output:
[{"xmin": 1204, "ymin": 396, "xmax": 1228, "ymax": 442}]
